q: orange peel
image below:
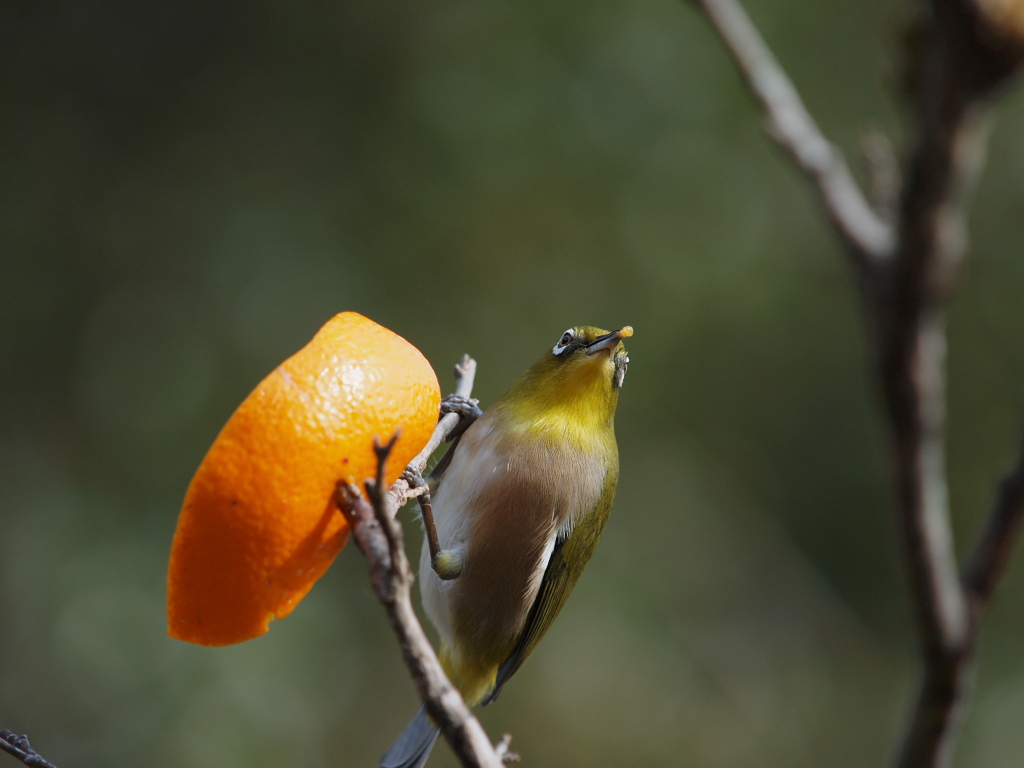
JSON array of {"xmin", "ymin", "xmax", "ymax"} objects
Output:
[{"xmin": 167, "ymin": 312, "xmax": 440, "ymax": 646}]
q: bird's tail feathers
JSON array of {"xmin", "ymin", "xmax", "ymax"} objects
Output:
[{"xmin": 380, "ymin": 706, "xmax": 440, "ymax": 768}]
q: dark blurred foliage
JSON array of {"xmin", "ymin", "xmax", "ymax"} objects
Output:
[{"xmin": 3, "ymin": 0, "xmax": 1024, "ymax": 766}]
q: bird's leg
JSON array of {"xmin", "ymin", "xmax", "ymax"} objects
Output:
[
  {"xmin": 429, "ymin": 394, "xmax": 483, "ymax": 482},
  {"xmin": 401, "ymin": 468, "xmax": 463, "ymax": 580},
  {"xmin": 399, "ymin": 394, "xmax": 478, "ymax": 579},
  {"xmin": 401, "ymin": 468, "xmax": 439, "ymax": 560}
]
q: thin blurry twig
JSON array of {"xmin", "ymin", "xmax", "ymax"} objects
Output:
[
  {"xmin": 692, "ymin": 0, "xmax": 894, "ymax": 267},
  {"xmin": 0, "ymin": 731, "xmax": 59, "ymax": 768},
  {"xmin": 963, "ymin": 431, "xmax": 1024, "ymax": 605},
  {"xmin": 388, "ymin": 354, "xmax": 479, "ymax": 510},
  {"xmin": 337, "ymin": 358, "xmax": 508, "ymax": 768},
  {"xmin": 690, "ymin": 0, "xmax": 1024, "ymax": 765},
  {"xmin": 494, "ymin": 734, "xmax": 520, "ymax": 763}
]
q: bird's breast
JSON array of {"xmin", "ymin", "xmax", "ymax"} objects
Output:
[{"xmin": 419, "ymin": 412, "xmax": 610, "ymax": 667}]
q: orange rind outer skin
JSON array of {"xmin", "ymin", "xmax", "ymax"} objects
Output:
[{"xmin": 167, "ymin": 312, "xmax": 440, "ymax": 647}]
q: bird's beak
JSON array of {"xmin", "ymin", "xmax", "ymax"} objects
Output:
[{"xmin": 586, "ymin": 326, "xmax": 633, "ymax": 356}]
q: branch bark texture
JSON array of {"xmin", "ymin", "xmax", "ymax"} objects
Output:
[{"xmin": 691, "ymin": 0, "xmax": 1024, "ymax": 765}]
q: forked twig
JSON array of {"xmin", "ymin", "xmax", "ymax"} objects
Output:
[
  {"xmin": 337, "ymin": 357, "xmax": 510, "ymax": 768},
  {"xmin": 691, "ymin": 0, "xmax": 1024, "ymax": 766}
]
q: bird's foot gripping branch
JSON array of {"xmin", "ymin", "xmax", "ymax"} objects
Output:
[
  {"xmin": 400, "ymin": 389, "xmax": 485, "ymax": 583},
  {"xmin": 398, "ymin": 466, "xmax": 463, "ymax": 581},
  {"xmin": 439, "ymin": 394, "xmax": 483, "ymax": 434}
]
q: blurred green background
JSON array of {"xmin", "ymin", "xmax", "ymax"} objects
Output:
[{"xmin": 4, "ymin": 0, "xmax": 1024, "ymax": 766}]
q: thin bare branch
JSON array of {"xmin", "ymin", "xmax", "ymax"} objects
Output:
[
  {"xmin": 882, "ymin": 316, "xmax": 969, "ymax": 660},
  {"xmin": 368, "ymin": 434, "xmax": 407, "ymax": 570},
  {"xmin": 691, "ymin": 0, "xmax": 895, "ymax": 265},
  {"xmin": 860, "ymin": 131, "xmax": 901, "ymax": 226},
  {"xmin": 693, "ymin": 1, "xmax": 1024, "ymax": 766},
  {"xmin": 388, "ymin": 355, "xmax": 478, "ymax": 510},
  {"xmin": 963, "ymin": 426, "xmax": 1024, "ymax": 606},
  {"xmin": 883, "ymin": 7, "xmax": 1014, "ymax": 765},
  {"xmin": 494, "ymin": 734, "xmax": 520, "ymax": 764},
  {"xmin": 879, "ymin": 314, "xmax": 971, "ymax": 768},
  {"xmin": 337, "ymin": 361, "xmax": 504, "ymax": 768},
  {"xmin": 339, "ymin": 480, "xmax": 502, "ymax": 768},
  {"xmin": 409, "ymin": 355, "xmax": 478, "ymax": 475},
  {"xmin": 0, "ymin": 731, "xmax": 59, "ymax": 768}
]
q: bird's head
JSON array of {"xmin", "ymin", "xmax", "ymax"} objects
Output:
[{"xmin": 497, "ymin": 325, "xmax": 633, "ymax": 440}]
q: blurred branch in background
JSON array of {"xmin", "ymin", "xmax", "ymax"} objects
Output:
[
  {"xmin": 692, "ymin": 0, "xmax": 894, "ymax": 267},
  {"xmin": 964, "ymin": 430, "xmax": 1024, "ymax": 605},
  {"xmin": 691, "ymin": 0, "xmax": 1024, "ymax": 765},
  {"xmin": 0, "ymin": 730, "xmax": 59, "ymax": 768},
  {"xmin": 337, "ymin": 358, "xmax": 509, "ymax": 768}
]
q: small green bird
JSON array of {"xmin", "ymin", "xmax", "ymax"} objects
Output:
[{"xmin": 382, "ymin": 325, "xmax": 632, "ymax": 768}]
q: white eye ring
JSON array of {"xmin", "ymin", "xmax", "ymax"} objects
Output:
[{"xmin": 552, "ymin": 329, "xmax": 575, "ymax": 355}]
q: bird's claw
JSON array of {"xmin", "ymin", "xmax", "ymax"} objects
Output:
[
  {"xmin": 438, "ymin": 395, "xmax": 482, "ymax": 451},
  {"xmin": 440, "ymin": 394, "xmax": 482, "ymax": 421},
  {"xmin": 400, "ymin": 468, "xmax": 429, "ymax": 491}
]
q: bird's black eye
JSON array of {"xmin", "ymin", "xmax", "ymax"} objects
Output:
[{"xmin": 552, "ymin": 329, "xmax": 575, "ymax": 356}]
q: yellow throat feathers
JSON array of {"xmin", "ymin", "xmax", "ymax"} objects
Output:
[{"xmin": 493, "ymin": 347, "xmax": 620, "ymax": 453}]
